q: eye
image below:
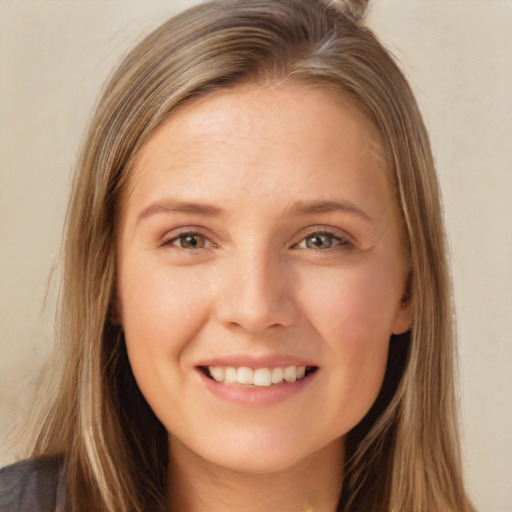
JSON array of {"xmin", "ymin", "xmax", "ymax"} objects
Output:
[
  {"xmin": 163, "ymin": 232, "xmax": 212, "ymax": 250},
  {"xmin": 296, "ymin": 231, "xmax": 351, "ymax": 251}
]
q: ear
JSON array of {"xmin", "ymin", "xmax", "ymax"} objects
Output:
[
  {"xmin": 391, "ymin": 299, "xmax": 412, "ymax": 335},
  {"xmin": 391, "ymin": 274, "xmax": 412, "ymax": 335},
  {"xmin": 109, "ymin": 291, "xmax": 123, "ymax": 326}
]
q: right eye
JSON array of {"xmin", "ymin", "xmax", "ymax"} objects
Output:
[{"xmin": 162, "ymin": 232, "xmax": 212, "ymax": 250}]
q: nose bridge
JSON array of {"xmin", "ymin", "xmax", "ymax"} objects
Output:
[{"xmin": 216, "ymin": 242, "xmax": 296, "ymax": 333}]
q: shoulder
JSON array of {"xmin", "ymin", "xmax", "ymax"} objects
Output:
[{"xmin": 0, "ymin": 457, "xmax": 65, "ymax": 512}]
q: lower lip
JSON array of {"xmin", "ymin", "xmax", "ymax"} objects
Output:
[{"xmin": 198, "ymin": 370, "xmax": 316, "ymax": 406}]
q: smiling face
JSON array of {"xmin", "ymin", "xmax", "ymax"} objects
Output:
[{"xmin": 116, "ymin": 83, "xmax": 411, "ymax": 476}]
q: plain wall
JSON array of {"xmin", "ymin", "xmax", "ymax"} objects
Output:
[{"xmin": 1, "ymin": 1, "xmax": 510, "ymax": 510}]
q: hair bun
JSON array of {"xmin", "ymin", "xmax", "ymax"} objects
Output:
[{"xmin": 338, "ymin": 0, "xmax": 370, "ymax": 21}]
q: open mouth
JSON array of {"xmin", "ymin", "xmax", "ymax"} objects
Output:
[{"xmin": 199, "ymin": 365, "xmax": 318, "ymax": 387}]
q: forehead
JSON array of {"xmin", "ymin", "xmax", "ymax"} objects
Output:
[
  {"xmin": 123, "ymin": 82, "xmax": 394, "ymax": 222},
  {"xmin": 142, "ymin": 81, "xmax": 383, "ymax": 147}
]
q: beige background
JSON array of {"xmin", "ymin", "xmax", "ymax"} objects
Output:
[{"xmin": 1, "ymin": 1, "xmax": 510, "ymax": 510}]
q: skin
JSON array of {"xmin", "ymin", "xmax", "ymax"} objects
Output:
[{"xmin": 116, "ymin": 82, "xmax": 411, "ymax": 512}]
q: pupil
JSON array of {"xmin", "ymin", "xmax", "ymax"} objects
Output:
[
  {"xmin": 309, "ymin": 235, "xmax": 328, "ymax": 248},
  {"xmin": 184, "ymin": 235, "xmax": 200, "ymax": 248}
]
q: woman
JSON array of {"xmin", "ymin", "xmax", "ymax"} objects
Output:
[{"xmin": 0, "ymin": 0, "xmax": 476, "ymax": 510}]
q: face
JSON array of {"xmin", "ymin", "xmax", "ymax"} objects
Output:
[{"xmin": 116, "ymin": 83, "xmax": 411, "ymax": 475}]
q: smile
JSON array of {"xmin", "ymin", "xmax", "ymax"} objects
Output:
[{"xmin": 201, "ymin": 365, "xmax": 318, "ymax": 387}]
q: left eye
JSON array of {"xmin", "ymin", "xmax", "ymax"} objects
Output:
[
  {"xmin": 298, "ymin": 232, "xmax": 346, "ymax": 250},
  {"xmin": 165, "ymin": 233, "xmax": 210, "ymax": 250}
]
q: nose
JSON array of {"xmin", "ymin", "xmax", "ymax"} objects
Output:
[{"xmin": 214, "ymin": 247, "xmax": 298, "ymax": 334}]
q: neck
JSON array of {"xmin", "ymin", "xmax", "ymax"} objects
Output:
[{"xmin": 167, "ymin": 437, "xmax": 344, "ymax": 512}]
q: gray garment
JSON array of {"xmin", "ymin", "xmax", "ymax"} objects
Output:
[{"xmin": 0, "ymin": 457, "xmax": 65, "ymax": 512}]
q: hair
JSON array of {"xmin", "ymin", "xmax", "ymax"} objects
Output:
[{"xmin": 25, "ymin": 0, "xmax": 476, "ymax": 510}]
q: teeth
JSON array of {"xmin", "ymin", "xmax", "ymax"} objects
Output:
[
  {"xmin": 283, "ymin": 365, "xmax": 297, "ymax": 383},
  {"xmin": 224, "ymin": 367, "xmax": 237, "ymax": 384},
  {"xmin": 237, "ymin": 367, "xmax": 253, "ymax": 385},
  {"xmin": 271, "ymin": 367, "xmax": 283, "ymax": 384},
  {"xmin": 210, "ymin": 366, "xmax": 224, "ymax": 382},
  {"xmin": 206, "ymin": 365, "xmax": 309, "ymax": 386},
  {"xmin": 254, "ymin": 368, "xmax": 272, "ymax": 387}
]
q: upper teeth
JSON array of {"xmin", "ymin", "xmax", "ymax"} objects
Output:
[{"xmin": 208, "ymin": 365, "xmax": 307, "ymax": 386}]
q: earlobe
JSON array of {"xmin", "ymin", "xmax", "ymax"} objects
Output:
[
  {"xmin": 391, "ymin": 273, "xmax": 412, "ymax": 334},
  {"xmin": 391, "ymin": 299, "xmax": 412, "ymax": 334},
  {"xmin": 109, "ymin": 292, "xmax": 123, "ymax": 326}
]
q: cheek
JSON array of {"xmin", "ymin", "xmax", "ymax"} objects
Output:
[
  {"xmin": 299, "ymin": 262, "xmax": 401, "ymax": 419},
  {"xmin": 304, "ymin": 260, "xmax": 402, "ymax": 342},
  {"xmin": 117, "ymin": 260, "xmax": 215, "ymax": 426},
  {"xmin": 117, "ymin": 260, "xmax": 212, "ymax": 359}
]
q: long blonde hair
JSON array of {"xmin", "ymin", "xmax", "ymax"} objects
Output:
[{"xmin": 27, "ymin": 1, "xmax": 475, "ymax": 510}]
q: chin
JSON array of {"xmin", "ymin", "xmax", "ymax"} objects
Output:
[
  {"xmin": 186, "ymin": 429, "xmax": 343, "ymax": 476},
  {"xmin": 210, "ymin": 452, "xmax": 308, "ymax": 475}
]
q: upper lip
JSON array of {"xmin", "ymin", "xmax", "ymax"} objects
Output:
[{"xmin": 195, "ymin": 354, "xmax": 318, "ymax": 368}]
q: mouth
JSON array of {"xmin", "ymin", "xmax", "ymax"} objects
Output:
[{"xmin": 199, "ymin": 365, "xmax": 318, "ymax": 387}]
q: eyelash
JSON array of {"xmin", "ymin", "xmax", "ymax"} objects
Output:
[
  {"xmin": 162, "ymin": 231, "xmax": 216, "ymax": 251},
  {"xmin": 161, "ymin": 228, "xmax": 353, "ymax": 253},
  {"xmin": 293, "ymin": 230, "xmax": 353, "ymax": 251}
]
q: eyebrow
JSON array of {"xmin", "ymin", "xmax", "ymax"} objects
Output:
[
  {"xmin": 136, "ymin": 198, "xmax": 372, "ymax": 224},
  {"xmin": 287, "ymin": 200, "xmax": 372, "ymax": 221},
  {"xmin": 137, "ymin": 200, "xmax": 223, "ymax": 223}
]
